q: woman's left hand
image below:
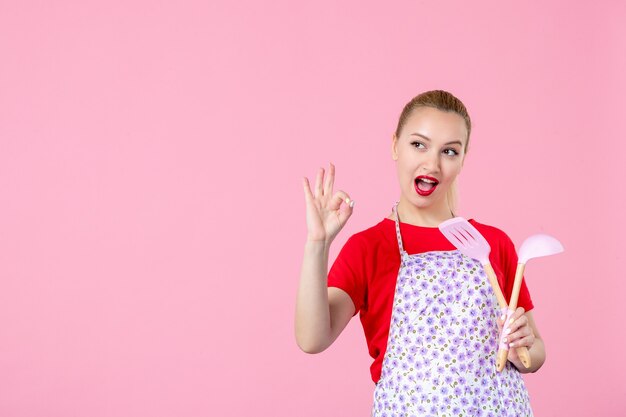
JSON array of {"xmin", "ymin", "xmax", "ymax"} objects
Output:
[{"xmin": 497, "ymin": 307, "xmax": 536, "ymax": 363}]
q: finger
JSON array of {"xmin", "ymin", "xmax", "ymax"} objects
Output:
[
  {"xmin": 505, "ymin": 307, "xmax": 526, "ymax": 328},
  {"xmin": 302, "ymin": 177, "xmax": 314, "ymax": 203},
  {"xmin": 499, "ymin": 308, "xmax": 510, "ymax": 322},
  {"xmin": 328, "ymin": 190, "xmax": 352, "ymax": 211},
  {"xmin": 337, "ymin": 198, "xmax": 355, "ymax": 225},
  {"xmin": 323, "ymin": 163, "xmax": 335, "ymax": 196},
  {"xmin": 504, "ymin": 315, "xmax": 528, "ymax": 336},
  {"xmin": 314, "ymin": 167, "xmax": 324, "ymax": 198},
  {"xmin": 504, "ymin": 322, "xmax": 533, "ymax": 345},
  {"xmin": 509, "ymin": 334, "xmax": 535, "ymax": 349},
  {"xmin": 336, "ymin": 191, "xmax": 355, "ymax": 225},
  {"xmin": 505, "ymin": 326, "xmax": 531, "ymax": 342},
  {"xmin": 330, "ymin": 191, "xmax": 355, "ymax": 226}
]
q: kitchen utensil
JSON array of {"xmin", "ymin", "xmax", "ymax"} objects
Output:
[
  {"xmin": 439, "ymin": 217, "xmax": 530, "ymax": 372},
  {"xmin": 498, "ymin": 233, "xmax": 564, "ymax": 370}
]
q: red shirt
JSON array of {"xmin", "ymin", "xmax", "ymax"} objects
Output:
[{"xmin": 327, "ymin": 217, "xmax": 534, "ymax": 384}]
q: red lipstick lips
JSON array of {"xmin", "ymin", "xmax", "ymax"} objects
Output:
[{"xmin": 414, "ymin": 175, "xmax": 439, "ymax": 196}]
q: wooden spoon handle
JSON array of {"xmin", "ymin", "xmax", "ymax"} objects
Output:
[
  {"xmin": 508, "ymin": 263, "xmax": 532, "ymax": 369},
  {"xmin": 516, "ymin": 346, "xmax": 532, "ymax": 368},
  {"xmin": 509, "ymin": 263, "xmax": 526, "ymax": 311},
  {"xmin": 483, "ymin": 263, "xmax": 531, "ymax": 371},
  {"xmin": 483, "ymin": 263, "xmax": 507, "ymax": 309}
]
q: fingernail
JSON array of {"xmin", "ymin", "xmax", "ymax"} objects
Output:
[
  {"xmin": 509, "ymin": 342, "xmax": 516, "ymax": 347},
  {"xmin": 500, "ymin": 315, "xmax": 506, "ymax": 321},
  {"xmin": 345, "ymin": 198, "xmax": 351, "ymax": 204},
  {"xmin": 349, "ymin": 200, "xmax": 355, "ymax": 208},
  {"xmin": 503, "ymin": 337, "xmax": 507, "ymax": 343}
]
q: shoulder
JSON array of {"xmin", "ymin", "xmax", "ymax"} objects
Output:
[
  {"xmin": 339, "ymin": 219, "xmax": 395, "ymax": 254},
  {"xmin": 469, "ymin": 219, "xmax": 518, "ymax": 262},
  {"xmin": 330, "ymin": 219, "xmax": 395, "ymax": 282},
  {"xmin": 345, "ymin": 219, "xmax": 392, "ymax": 245},
  {"xmin": 469, "ymin": 219, "xmax": 514, "ymax": 247}
]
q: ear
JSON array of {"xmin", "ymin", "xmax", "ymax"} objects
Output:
[{"xmin": 391, "ymin": 134, "xmax": 398, "ymax": 161}]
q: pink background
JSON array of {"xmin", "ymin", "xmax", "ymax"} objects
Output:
[{"xmin": 1, "ymin": 1, "xmax": 624, "ymax": 416}]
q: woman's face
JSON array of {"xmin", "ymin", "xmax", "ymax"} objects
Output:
[{"xmin": 392, "ymin": 106, "xmax": 468, "ymax": 211}]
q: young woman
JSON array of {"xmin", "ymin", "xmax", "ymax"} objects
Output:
[{"xmin": 295, "ymin": 90, "xmax": 545, "ymax": 417}]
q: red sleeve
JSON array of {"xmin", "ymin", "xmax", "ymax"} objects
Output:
[
  {"xmin": 499, "ymin": 232, "xmax": 534, "ymax": 312},
  {"xmin": 327, "ymin": 235, "xmax": 367, "ymax": 316}
]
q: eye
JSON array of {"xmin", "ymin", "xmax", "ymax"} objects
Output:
[
  {"xmin": 443, "ymin": 148, "xmax": 459, "ymax": 156},
  {"xmin": 410, "ymin": 141, "xmax": 425, "ymax": 149}
]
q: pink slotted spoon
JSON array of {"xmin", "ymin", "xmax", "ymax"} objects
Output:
[{"xmin": 438, "ymin": 217, "xmax": 531, "ymax": 372}]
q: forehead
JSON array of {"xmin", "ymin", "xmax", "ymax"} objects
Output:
[{"xmin": 401, "ymin": 106, "xmax": 468, "ymax": 143}]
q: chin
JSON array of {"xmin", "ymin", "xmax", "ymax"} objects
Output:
[{"xmin": 403, "ymin": 194, "xmax": 436, "ymax": 209}]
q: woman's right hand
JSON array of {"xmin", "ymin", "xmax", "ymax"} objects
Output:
[{"xmin": 302, "ymin": 163, "xmax": 354, "ymax": 244}]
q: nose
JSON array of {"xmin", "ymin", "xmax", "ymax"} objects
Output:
[{"xmin": 421, "ymin": 150, "xmax": 441, "ymax": 173}]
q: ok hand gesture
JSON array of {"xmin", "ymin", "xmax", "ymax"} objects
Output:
[{"xmin": 302, "ymin": 164, "xmax": 354, "ymax": 244}]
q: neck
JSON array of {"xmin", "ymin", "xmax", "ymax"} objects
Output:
[{"xmin": 396, "ymin": 196, "xmax": 455, "ymax": 227}]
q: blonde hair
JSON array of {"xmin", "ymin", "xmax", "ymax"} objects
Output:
[{"xmin": 395, "ymin": 90, "xmax": 471, "ymax": 215}]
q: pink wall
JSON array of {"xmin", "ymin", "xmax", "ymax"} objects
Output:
[{"xmin": 1, "ymin": 1, "xmax": 624, "ymax": 416}]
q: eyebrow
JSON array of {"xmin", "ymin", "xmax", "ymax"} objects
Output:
[{"xmin": 409, "ymin": 133, "xmax": 463, "ymax": 147}]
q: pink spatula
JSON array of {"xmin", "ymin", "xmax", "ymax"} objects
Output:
[{"xmin": 438, "ymin": 217, "xmax": 530, "ymax": 372}]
